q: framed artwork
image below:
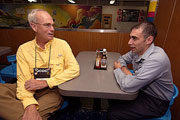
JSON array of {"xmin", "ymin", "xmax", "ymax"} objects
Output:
[
  {"xmin": 122, "ymin": 9, "xmax": 139, "ymax": 22},
  {"xmin": 102, "ymin": 14, "xmax": 112, "ymax": 29}
]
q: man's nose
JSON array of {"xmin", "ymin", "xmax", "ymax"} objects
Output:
[
  {"xmin": 128, "ymin": 38, "xmax": 133, "ymax": 45},
  {"xmin": 50, "ymin": 25, "xmax": 54, "ymax": 31}
]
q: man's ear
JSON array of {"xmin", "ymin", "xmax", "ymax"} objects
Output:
[
  {"xmin": 146, "ymin": 36, "xmax": 153, "ymax": 45},
  {"xmin": 30, "ymin": 22, "xmax": 37, "ymax": 32}
]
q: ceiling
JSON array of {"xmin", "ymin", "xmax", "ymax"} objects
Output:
[{"xmin": 0, "ymin": 0, "xmax": 149, "ymax": 6}]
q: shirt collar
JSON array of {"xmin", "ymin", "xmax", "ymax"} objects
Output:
[
  {"xmin": 135, "ymin": 43, "xmax": 155, "ymax": 63},
  {"xmin": 33, "ymin": 37, "xmax": 53, "ymax": 51}
]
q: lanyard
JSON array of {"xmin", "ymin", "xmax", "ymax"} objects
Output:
[{"xmin": 35, "ymin": 45, "xmax": 51, "ymax": 68}]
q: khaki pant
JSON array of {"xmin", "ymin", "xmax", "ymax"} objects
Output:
[{"xmin": 0, "ymin": 83, "xmax": 62, "ymax": 120}]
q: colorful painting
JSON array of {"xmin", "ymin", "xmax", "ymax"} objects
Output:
[
  {"xmin": 0, "ymin": 4, "xmax": 28, "ymax": 27},
  {"xmin": 0, "ymin": 4, "xmax": 102, "ymax": 29},
  {"xmin": 57, "ymin": 5, "xmax": 102, "ymax": 29}
]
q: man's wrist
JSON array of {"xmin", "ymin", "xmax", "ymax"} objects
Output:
[
  {"xmin": 42, "ymin": 80, "xmax": 48, "ymax": 88},
  {"xmin": 25, "ymin": 104, "xmax": 37, "ymax": 109},
  {"xmin": 25, "ymin": 104, "xmax": 38, "ymax": 112},
  {"xmin": 120, "ymin": 65, "xmax": 125, "ymax": 69}
]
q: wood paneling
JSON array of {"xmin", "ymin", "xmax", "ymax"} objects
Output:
[
  {"xmin": 161, "ymin": 0, "xmax": 180, "ymax": 119},
  {"xmin": 0, "ymin": 29, "xmax": 9, "ymax": 46},
  {"xmin": 0, "ymin": 29, "xmax": 12, "ymax": 64},
  {"xmin": 0, "ymin": 29, "xmax": 130, "ymax": 63},
  {"xmin": 118, "ymin": 33, "xmax": 130, "ymax": 55},
  {"xmin": 0, "ymin": 29, "xmax": 34, "ymax": 64},
  {"xmin": 91, "ymin": 32, "xmax": 120, "ymax": 52},
  {"xmin": 7, "ymin": 29, "xmax": 34, "ymax": 52},
  {"xmin": 54, "ymin": 31, "xmax": 70, "ymax": 42},
  {"xmin": 155, "ymin": 0, "xmax": 180, "ymax": 119},
  {"xmin": 66, "ymin": 31, "xmax": 91, "ymax": 56},
  {"xmin": 154, "ymin": 0, "xmax": 176, "ymax": 48}
]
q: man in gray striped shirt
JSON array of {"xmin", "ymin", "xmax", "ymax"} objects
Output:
[{"xmin": 107, "ymin": 22, "xmax": 174, "ymax": 120}]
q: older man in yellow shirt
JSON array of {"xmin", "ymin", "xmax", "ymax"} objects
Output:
[{"xmin": 0, "ymin": 9, "xmax": 80, "ymax": 120}]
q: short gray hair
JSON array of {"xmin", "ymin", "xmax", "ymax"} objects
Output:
[{"xmin": 28, "ymin": 9, "xmax": 47, "ymax": 23}]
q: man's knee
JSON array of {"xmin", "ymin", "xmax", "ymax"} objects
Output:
[
  {"xmin": 0, "ymin": 83, "xmax": 24, "ymax": 120},
  {"xmin": 107, "ymin": 107, "xmax": 130, "ymax": 120},
  {"xmin": 38, "ymin": 88, "xmax": 62, "ymax": 119},
  {"xmin": 107, "ymin": 109, "xmax": 120, "ymax": 120}
]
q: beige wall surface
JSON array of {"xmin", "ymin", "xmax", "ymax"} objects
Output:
[{"xmin": 102, "ymin": 6, "xmax": 147, "ymax": 31}]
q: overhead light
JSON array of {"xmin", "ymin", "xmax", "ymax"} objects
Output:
[
  {"xmin": 28, "ymin": 0, "xmax": 37, "ymax": 2},
  {"xmin": 68, "ymin": 0, "xmax": 75, "ymax": 4},
  {"xmin": 110, "ymin": 0, "xmax": 115, "ymax": 4}
]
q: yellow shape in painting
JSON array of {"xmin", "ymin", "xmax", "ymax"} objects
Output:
[{"xmin": 148, "ymin": 1, "xmax": 157, "ymax": 12}]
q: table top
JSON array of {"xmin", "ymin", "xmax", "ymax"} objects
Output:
[
  {"xmin": 58, "ymin": 51, "xmax": 138, "ymax": 100},
  {"xmin": 0, "ymin": 47, "xmax": 11, "ymax": 56}
]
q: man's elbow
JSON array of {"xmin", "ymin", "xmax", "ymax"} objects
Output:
[
  {"xmin": 73, "ymin": 64, "xmax": 80, "ymax": 77},
  {"xmin": 120, "ymin": 85, "xmax": 138, "ymax": 93}
]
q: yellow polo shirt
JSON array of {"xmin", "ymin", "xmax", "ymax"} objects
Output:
[{"xmin": 16, "ymin": 37, "xmax": 80, "ymax": 109}]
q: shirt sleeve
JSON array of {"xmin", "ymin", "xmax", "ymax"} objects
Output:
[
  {"xmin": 47, "ymin": 42, "xmax": 80, "ymax": 88},
  {"xmin": 118, "ymin": 51, "xmax": 133, "ymax": 67},
  {"xmin": 16, "ymin": 46, "xmax": 39, "ymax": 109},
  {"xmin": 114, "ymin": 56, "xmax": 165, "ymax": 92}
]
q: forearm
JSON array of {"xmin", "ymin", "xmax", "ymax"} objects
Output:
[
  {"xmin": 114, "ymin": 68, "xmax": 137, "ymax": 92},
  {"xmin": 47, "ymin": 65, "xmax": 80, "ymax": 88},
  {"xmin": 25, "ymin": 79, "xmax": 48, "ymax": 91},
  {"xmin": 121, "ymin": 66, "xmax": 132, "ymax": 75},
  {"xmin": 114, "ymin": 61, "xmax": 132, "ymax": 76},
  {"xmin": 17, "ymin": 78, "xmax": 39, "ymax": 109}
]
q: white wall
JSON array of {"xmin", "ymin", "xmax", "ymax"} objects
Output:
[{"xmin": 102, "ymin": 6, "xmax": 147, "ymax": 32}]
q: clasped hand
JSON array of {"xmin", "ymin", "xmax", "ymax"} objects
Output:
[
  {"xmin": 114, "ymin": 61, "xmax": 122, "ymax": 69},
  {"xmin": 24, "ymin": 79, "xmax": 48, "ymax": 91}
]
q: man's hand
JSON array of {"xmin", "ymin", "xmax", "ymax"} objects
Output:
[
  {"xmin": 114, "ymin": 61, "xmax": 132, "ymax": 75},
  {"xmin": 25, "ymin": 79, "xmax": 48, "ymax": 91},
  {"xmin": 114, "ymin": 61, "xmax": 122, "ymax": 69},
  {"xmin": 22, "ymin": 104, "xmax": 42, "ymax": 120}
]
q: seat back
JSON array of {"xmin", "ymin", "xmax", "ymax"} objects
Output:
[
  {"xmin": 170, "ymin": 84, "xmax": 179, "ymax": 106},
  {"xmin": 0, "ymin": 54, "xmax": 16, "ymax": 83},
  {"xmin": 145, "ymin": 84, "xmax": 179, "ymax": 120},
  {"xmin": 7, "ymin": 54, "xmax": 16, "ymax": 73},
  {"xmin": 59, "ymin": 101, "xmax": 69, "ymax": 110}
]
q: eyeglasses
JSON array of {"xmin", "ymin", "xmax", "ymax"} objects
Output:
[{"xmin": 34, "ymin": 22, "xmax": 55, "ymax": 28}]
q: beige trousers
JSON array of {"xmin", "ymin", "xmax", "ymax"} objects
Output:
[{"xmin": 0, "ymin": 83, "xmax": 62, "ymax": 120}]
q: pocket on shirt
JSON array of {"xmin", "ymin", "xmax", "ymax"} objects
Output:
[{"xmin": 50, "ymin": 57, "xmax": 64, "ymax": 72}]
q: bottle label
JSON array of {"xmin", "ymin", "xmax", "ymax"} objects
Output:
[
  {"xmin": 101, "ymin": 59, "xmax": 106, "ymax": 68},
  {"xmin": 96, "ymin": 59, "xmax": 100, "ymax": 68}
]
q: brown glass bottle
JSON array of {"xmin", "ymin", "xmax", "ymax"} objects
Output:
[
  {"xmin": 101, "ymin": 54, "xmax": 107, "ymax": 69},
  {"xmin": 95, "ymin": 50, "xmax": 101, "ymax": 69}
]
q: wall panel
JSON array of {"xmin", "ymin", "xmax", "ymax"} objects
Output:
[
  {"xmin": 1, "ymin": 29, "xmax": 129, "ymax": 61},
  {"xmin": 7, "ymin": 29, "xmax": 34, "ymax": 53},
  {"xmin": 161, "ymin": 0, "xmax": 180, "ymax": 119},
  {"xmin": 0, "ymin": 29, "xmax": 12, "ymax": 64},
  {"xmin": 91, "ymin": 32, "xmax": 120, "ymax": 53},
  {"xmin": 67, "ymin": 31, "xmax": 91, "ymax": 56},
  {"xmin": 155, "ymin": 0, "xmax": 180, "ymax": 119},
  {"xmin": 118, "ymin": 33, "xmax": 130, "ymax": 55},
  {"xmin": 0, "ymin": 29, "xmax": 9, "ymax": 46},
  {"xmin": 54, "ymin": 31, "xmax": 70, "ymax": 43},
  {"xmin": 154, "ymin": 0, "xmax": 176, "ymax": 48}
]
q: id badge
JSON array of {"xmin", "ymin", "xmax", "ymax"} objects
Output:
[{"xmin": 34, "ymin": 68, "xmax": 51, "ymax": 80}]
